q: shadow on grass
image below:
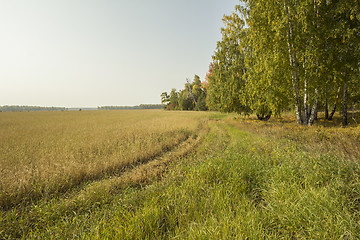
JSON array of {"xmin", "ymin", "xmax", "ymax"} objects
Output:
[{"xmin": 232, "ymin": 111, "xmax": 360, "ymax": 128}]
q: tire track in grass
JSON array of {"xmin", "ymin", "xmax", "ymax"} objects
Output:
[
  {"xmin": 0, "ymin": 129, "xmax": 194, "ymax": 211},
  {"xmin": 0, "ymin": 122, "xmax": 210, "ymax": 239}
]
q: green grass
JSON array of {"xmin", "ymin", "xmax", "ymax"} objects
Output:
[{"xmin": 1, "ymin": 112, "xmax": 360, "ymax": 239}]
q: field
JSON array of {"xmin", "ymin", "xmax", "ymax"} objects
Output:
[{"xmin": 1, "ymin": 110, "xmax": 360, "ymax": 239}]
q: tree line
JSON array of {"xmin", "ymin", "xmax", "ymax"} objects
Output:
[
  {"xmin": 0, "ymin": 105, "xmax": 66, "ymax": 112},
  {"xmin": 0, "ymin": 104, "xmax": 164, "ymax": 112},
  {"xmin": 98, "ymin": 104, "xmax": 164, "ymax": 110},
  {"xmin": 162, "ymin": 0, "xmax": 360, "ymax": 126}
]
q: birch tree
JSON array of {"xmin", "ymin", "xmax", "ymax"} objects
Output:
[{"xmin": 207, "ymin": 6, "xmax": 249, "ymax": 114}]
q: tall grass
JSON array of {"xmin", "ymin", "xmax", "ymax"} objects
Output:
[
  {"xmin": 1, "ymin": 111, "xmax": 360, "ymax": 239},
  {"xmin": 80, "ymin": 116, "xmax": 358, "ymax": 239},
  {"xmin": 0, "ymin": 110, "xmax": 208, "ymax": 209}
]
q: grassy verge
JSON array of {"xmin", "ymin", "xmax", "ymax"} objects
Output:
[{"xmin": 1, "ymin": 112, "xmax": 360, "ymax": 239}]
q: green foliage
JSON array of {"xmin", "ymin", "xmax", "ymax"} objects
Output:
[
  {"xmin": 206, "ymin": 8, "xmax": 250, "ymax": 114},
  {"xmin": 160, "ymin": 92, "xmax": 170, "ymax": 105},
  {"xmin": 161, "ymin": 75, "xmax": 208, "ymax": 111}
]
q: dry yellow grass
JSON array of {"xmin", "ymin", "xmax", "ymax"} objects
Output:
[{"xmin": 0, "ymin": 110, "xmax": 209, "ymax": 209}]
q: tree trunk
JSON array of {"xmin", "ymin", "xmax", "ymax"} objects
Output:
[
  {"xmin": 328, "ymin": 87, "xmax": 341, "ymax": 121},
  {"xmin": 295, "ymin": 98, "xmax": 302, "ymax": 124},
  {"xmin": 308, "ymin": 88, "xmax": 319, "ymax": 126},
  {"xmin": 328, "ymin": 104, "xmax": 336, "ymax": 120},
  {"xmin": 342, "ymin": 83, "xmax": 348, "ymax": 127},
  {"xmin": 303, "ymin": 77, "xmax": 309, "ymax": 125},
  {"xmin": 308, "ymin": 0, "xmax": 319, "ymax": 125},
  {"xmin": 325, "ymin": 96, "xmax": 329, "ymax": 119},
  {"xmin": 284, "ymin": 1, "xmax": 302, "ymax": 124},
  {"xmin": 352, "ymin": 102, "xmax": 357, "ymax": 124},
  {"xmin": 289, "ymin": 43, "xmax": 302, "ymax": 124},
  {"xmin": 325, "ymin": 87, "xmax": 329, "ymax": 119}
]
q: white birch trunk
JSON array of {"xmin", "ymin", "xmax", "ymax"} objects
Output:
[
  {"xmin": 308, "ymin": 88, "xmax": 319, "ymax": 126},
  {"xmin": 303, "ymin": 77, "xmax": 309, "ymax": 124},
  {"xmin": 284, "ymin": 1, "xmax": 302, "ymax": 124},
  {"xmin": 343, "ymin": 82, "xmax": 348, "ymax": 127}
]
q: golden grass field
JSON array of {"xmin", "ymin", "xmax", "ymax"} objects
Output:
[
  {"xmin": 2, "ymin": 110, "xmax": 360, "ymax": 239},
  {"xmin": 0, "ymin": 110, "xmax": 209, "ymax": 210}
]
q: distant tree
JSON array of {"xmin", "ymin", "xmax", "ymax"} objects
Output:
[
  {"xmin": 192, "ymin": 75, "xmax": 208, "ymax": 111},
  {"xmin": 168, "ymin": 89, "xmax": 179, "ymax": 110},
  {"xmin": 178, "ymin": 87, "xmax": 194, "ymax": 110},
  {"xmin": 161, "ymin": 76, "xmax": 208, "ymax": 111},
  {"xmin": 160, "ymin": 92, "xmax": 170, "ymax": 109}
]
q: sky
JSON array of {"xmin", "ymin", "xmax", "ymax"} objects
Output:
[{"xmin": 0, "ymin": 0, "xmax": 239, "ymax": 108}]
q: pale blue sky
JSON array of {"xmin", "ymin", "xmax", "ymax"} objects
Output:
[{"xmin": 0, "ymin": 0, "xmax": 239, "ymax": 107}]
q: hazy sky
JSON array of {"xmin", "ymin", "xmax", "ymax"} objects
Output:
[{"xmin": 0, "ymin": 0, "xmax": 239, "ymax": 107}]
